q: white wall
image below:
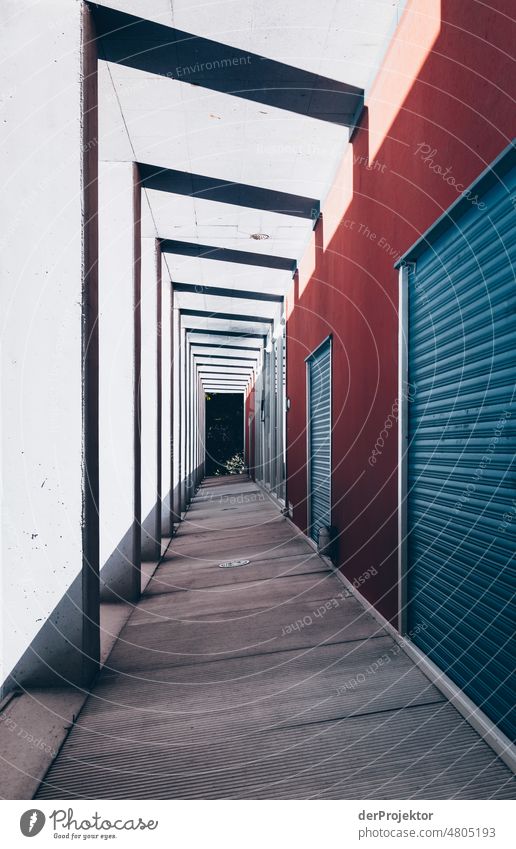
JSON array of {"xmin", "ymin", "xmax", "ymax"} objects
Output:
[
  {"xmin": 0, "ymin": 0, "xmax": 88, "ymax": 686},
  {"xmin": 98, "ymin": 161, "xmax": 139, "ymax": 600}
]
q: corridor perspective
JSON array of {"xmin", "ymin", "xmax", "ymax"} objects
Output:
[
  {"xmin": 1, "ymin": 0, "xmax": 515, "ymax": 802},
  {"xmin": 36, "ymin": 477, "xmax": 514, "ymax": 799}
]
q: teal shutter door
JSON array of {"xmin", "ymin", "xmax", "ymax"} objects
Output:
[
  {"xmin": 407, "ymin": 155, "xmax": 516, "ymax": 741},
  {"xmin": 308, "ymin": 338, "xmax": 332, "ymax": 542}
]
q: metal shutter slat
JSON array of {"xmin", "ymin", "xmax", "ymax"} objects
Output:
[
  {"xmin": 308, "ymin": 340, "xmax": 331, "ymax": 542},
  {"xmin": 407, "ymin": 159, "xmax": 516, "ymax": 741}
]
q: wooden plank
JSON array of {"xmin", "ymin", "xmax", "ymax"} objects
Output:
[
  {"xmin": 130, "ymin": 571, "xmax": 350, "ymax": 623},
  {"xmin": 37, "ymin": 703, "xmax": 515, "ymax": 800},
  {"xmin": 104, "ymin": 595, "xmax": 384, "ymax": 673},
  {"xmin": 169, "ymin": 515, "xmax": 296, "ymax": 548},
  {"xmin": 174, "ymin": 511, "xmax": 285, "ymax": 536},
  {"xmin": 165, "ymin": 534, "xmax": 311, "ymax": 563},
  {"xmin": 35, "ymin": 475, "xmax": 516, "ymax": 801},
  {"xmin": 57, "ymin": 639, "xmax": 445, "ymax": 746},
  {"xmin": 144, "ymin": 553, "xmax": 329, "ymax": 595}
]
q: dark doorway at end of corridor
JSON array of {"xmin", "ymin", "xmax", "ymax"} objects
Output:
[{"xmin": 205, "ymin": 393, "xmax": 244, "ymax": 476}]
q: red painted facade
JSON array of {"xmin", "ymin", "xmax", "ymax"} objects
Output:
[
  {"xmin": 285, "ymin": 0, "xmax": 515, "ymax": 624},
  {"xmin": 245, "ymin": 386, "xmax": 255, "ymax": 478}
]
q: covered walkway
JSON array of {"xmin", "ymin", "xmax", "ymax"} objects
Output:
[{"xmin": 36, "ymin": 477, "xmax": 513, "ymax": 800}]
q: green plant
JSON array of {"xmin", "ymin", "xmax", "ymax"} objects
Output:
[{"xmin": 225, "ymin": 451, "xmax": 245, "ymax": 475}]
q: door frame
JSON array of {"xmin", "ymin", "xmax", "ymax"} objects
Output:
[{"xmin": 397, "ymin": 262, "xmax": 411, "ymax": 635}]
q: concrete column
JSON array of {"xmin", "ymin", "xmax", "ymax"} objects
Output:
[
  {"xmin": 186, "ymin": 331, "xmax": 192, "ymax": 501},
  {"xmin": 156, "ymin": 242, "xmax": 163, "ymax": 543},
  {"xmin": 81, "ymin": 4, "xmax": 101, "ymax": 685},
  {"xmin": 197, "ymin": 373, "xmax": 205, "ymax": 483},
  {"xmin": 199, "ymin": 374, "xmax": 204, "ymax": 482},
  {"xmin": 180, "ymin": 325, "xmax": 187, "ymax": 513},
  {"xmin": 98, "ymin": 161, "xmax": 141, "ymax": 602},
  {"xmin": 140, "ymin": 238, "xmax": 161, "ymax": 561},
  {"xmin": 197, "ymin": 383, "xmax": 200, "ymax": 483},
  {"xmin": 190, "ymin": 349, "xmax": 195, "ymax": 489},
  {"xmin": 161, "ymin": 268, "xmax": 173, "ymax": 537},
  {"xmin": 172, "ymin": 307, "xmax": 181, "ymax": 524},
  {"xmin": 195, "ymin": 364, "xmax": 200, "ymax": 485},
  {"xmin": 1, "ymin": 1, "xmax": 99, "ymax": 690},
  {"xmin": 189, "ymin": 342, "xmax": 196, "ymax": 492},
  {"xmin": 185, "ymin": 336, "xmax": 191, "ymax": 502}
]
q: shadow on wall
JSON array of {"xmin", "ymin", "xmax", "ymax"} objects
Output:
[
  {"xmin": 3, "ymin": 570, "xmax": 85, "ymax": 693},
  {"xmin": 2, "ymin": 485, "xmax": 173, "ymax": 695}
]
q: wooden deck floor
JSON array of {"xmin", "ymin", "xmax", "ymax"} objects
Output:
[{"xmin": 36, "ymin": 476, "xmax": 515, "ymax": 799}]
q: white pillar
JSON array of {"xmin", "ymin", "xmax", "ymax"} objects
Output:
[
  {"xmin": 180, "ymin": 325, "xmax": 187, "ymax": 512},
  {"xmin": 98, "ymin": 161, "xmax": 141, "ymax": 602},
  {"xmin": 140, "ymin": 238, "xmax": 160, "ymax": 561},
  {"xmin": 185, "ymin": 335, "xmax": 191, "ymax": 501},
  {"xmin": 172, "ymin": 307, "xmax": 181, "ymax": 523},
  {"xmin": 191, "ymin": 348, "xmax": 196, "ymax": 489},
  {"xmin": 1, "ymin": 1, "xmax": 99, "ymax": 690},
  {"xmin": 160, "ymin": 268, "xmax": 173, "ymax": 537}
]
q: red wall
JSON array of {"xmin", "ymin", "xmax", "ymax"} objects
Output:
[
  {"xmin": 245, "ymin": 385, "xmax": 255, "ymax": 477},
  {"xmin": 286, "ymin": 0, "xmax": 515, "ymax": 625}
]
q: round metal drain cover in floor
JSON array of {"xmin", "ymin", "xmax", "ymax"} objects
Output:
[{"xmin": 218, "ymin": 559, "xmax": 251, "ymax": 569}]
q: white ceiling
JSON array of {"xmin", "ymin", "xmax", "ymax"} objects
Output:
[{"xmin": 97, "ymin": 0, "xmax": 403, "ymax": 388}]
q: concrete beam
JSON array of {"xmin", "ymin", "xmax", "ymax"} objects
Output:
[
  {"xmin": 162, "ymin": 239, "xmax": 296, "ymax": 273},
  {"xmin": 180, "ymin": 309, "xmax": 274, "ymax": 325},
  {"xmin": 139, "ymin": 164, "xmax": 319, "ymax": 220},
  {"xmin": 91, "ymin": 5, "xmax": 363, "ymax": 126},
  {"xmin": 172, "ymin": 282, "xmax": 283, "ymax": 303}
]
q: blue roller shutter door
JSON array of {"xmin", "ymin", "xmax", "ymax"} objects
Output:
[
  {"xmin": 308, "ymin": 339, "xmax": 332, "ymax": 542},
  {"xmin": 407, "ymin": 159, "xmax": 516, "ymax": 740}
]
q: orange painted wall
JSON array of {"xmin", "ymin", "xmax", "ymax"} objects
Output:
[{"xmin": 285, "ymin": 0, "xmax": 515, "ymax": 624}]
